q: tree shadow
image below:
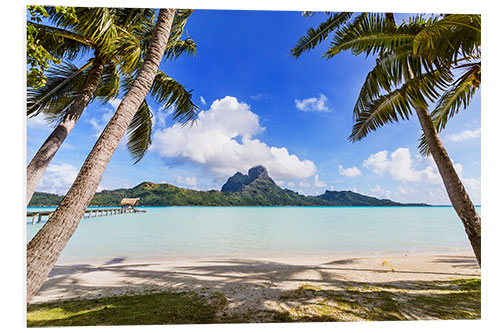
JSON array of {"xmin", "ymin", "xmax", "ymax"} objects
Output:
[{"xmin": 29, "ymin": 254, "xmax": 481, "ymax": 325}]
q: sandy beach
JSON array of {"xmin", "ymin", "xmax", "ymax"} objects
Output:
[{"xmin": 30, "ymin": 251, "xmax": 480, "ymax": 321}]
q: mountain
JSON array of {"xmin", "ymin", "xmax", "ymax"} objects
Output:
[
  {"xmin": 28, "ymin": 166, "xmax": 429, "ymax": 207},
  {"xmin": 221, "ymin": 165, "xmax": 275, "ymax": 192},
  {"xmin": 315, "ymin": 190, "xmax": 424, "ymax": 206}
]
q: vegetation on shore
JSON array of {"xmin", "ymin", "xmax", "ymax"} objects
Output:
[
  {"xmin": 29, "ymin": 179, "xmax": 428, "ymax": 207},
  {"xmin": 27, "ymin": 278, "xmax": 480, "ymax": 326}
]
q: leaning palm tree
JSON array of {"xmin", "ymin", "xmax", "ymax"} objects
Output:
[
  {"xmin": 26, "ymin": 8, "xmax": 191, "ymax": 301},
  {"xmin": 292, "ymin": 13, "xmax": 481, "ymax": 265},
  {"xmin": 26, "ymin": 7, "xmax": 197, "ymax": 204}
]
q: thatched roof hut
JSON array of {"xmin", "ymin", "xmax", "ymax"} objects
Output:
[{"xmin": 120, "ymin": 198, "xmax": 140, "ymax": 207}]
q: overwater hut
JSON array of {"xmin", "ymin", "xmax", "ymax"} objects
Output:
[{"xmin": 120, "ymin": 198, "xmax": 140, "ymax": 208}]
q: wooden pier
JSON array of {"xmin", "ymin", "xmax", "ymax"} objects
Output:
[{"xmin": 27, "ymin": 198, "xmax": 145, "ymax": 225}]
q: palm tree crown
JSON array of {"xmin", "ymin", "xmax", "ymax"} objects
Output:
[{"xmin": 27, "ymin": 7, "xmax": 199, "ymax": 163}]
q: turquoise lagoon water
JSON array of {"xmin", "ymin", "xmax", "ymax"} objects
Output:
[{"xmin": 26, "ymin": 206, "xmax": 478, "ymax": 263}]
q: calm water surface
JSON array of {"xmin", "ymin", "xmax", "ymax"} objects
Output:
[{"xmin": 26, "ymin": 207, "xmax": 478, "ymax": 263}]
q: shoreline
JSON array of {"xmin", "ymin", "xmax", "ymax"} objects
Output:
[
  {"xmin": 32, "ymin": 250, "xmax": 480, "ymax": 306},
  {"xmin": 54, "ymin": 247, "xmax": 474, "ymax": 266}
]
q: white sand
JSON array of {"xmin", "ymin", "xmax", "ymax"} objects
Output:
[{"xmin": 31, "ymin": 250, "xmax": 480, "ymax": 319}]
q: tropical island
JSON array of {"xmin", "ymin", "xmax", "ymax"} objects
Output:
[
  {"xmin": 23, "ymin": 6, "xmax": 482, "ymax": 329},
  {"xmin": 29, "ymin": 166, "xmax": 428, "ymax": 207}
]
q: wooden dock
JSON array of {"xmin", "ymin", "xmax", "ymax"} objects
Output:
[{"xmin": 27, "ymin": 207, "xmax": 145, "ymax": 225}]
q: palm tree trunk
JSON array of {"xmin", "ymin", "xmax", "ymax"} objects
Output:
[
  {"xmin": 414, "ymin": 105, "xmax": 481, "ymax": 266},
  {"xmin": 26, "ymin": 8, "xmax": 177, "ymax": 302},
  {"xmin": 26, "ymin": 56, "xmax": 106, "ymax": 204}
]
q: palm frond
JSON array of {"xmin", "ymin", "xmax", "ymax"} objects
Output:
[
  {"xmin": 349, "ymin": 88, "xmax": 413, "ymax": 142},
  {"xmin": 353, "ymin": 47, "xmax": 414, "ymax": 119},
  {"xmin": 413, "ymin": 14, "xmax": 481, "ymax": 67},
  {"xmin": 94, "ymin": 62, "xmax": 121, "ymax": 103},
  {"xmin": 126, "ymin": 100, "xmax": 153, "ymax": 163},
  {"xmin": 47, "ymin": 7, "xmax": 118, "ymax": 55},
  {"xmin": 27, "ymin": 60, "xmax": 91, "ymax": 118},
  {"xmin": 325, "ymin": 13, "xmax": 424, "ymax": 58},
  {"xmin": 28, "ymin": 22, "xmax": 94, "ymax": 60},
  {"xmin": 350, "ymin": 68, "xmax": 453, "ymax": 142},
  {"xmin": 418, "ymin": 132, "xmax": 431, "ymax": 156},
  {"xmin": 164, "ymin": 37, "xmax": 197, "ymax": 60},
  {"xmin": 290, "ymin": 12, "xmax": 353, "ymax": 58},
  {"xmin": 431, "ymin": 64, "xmax": 479, "ymax": 132},
  {"xmin": 149, "ymin": 71, "xmax": 199, "ymax": 125}
]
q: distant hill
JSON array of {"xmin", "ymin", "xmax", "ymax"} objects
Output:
[{"xmin": 29, "ymin": 165, "xmax": 429, "ymax": 207}]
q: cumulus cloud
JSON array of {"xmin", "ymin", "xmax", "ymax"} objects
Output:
[
  {"xmin": 37, "ymin": 163, "xmax": 78, "ymax": 195},
  {"xmin": 176, "ymin": 175, "xmax": 198, "ymax": 189},
  {"xmin": 153, "ymin": 106, "xmax": 175, "ymax": 129},
  {"xmin": 152, "ymin": 96, "xmax": 317, "ymax": 181},
  {"xmin": 251, "ymin": 93, "xmax": 273, "ymax": 101},
  {"xmin": 314, "ymin": 174, "xmax": 326, "ymax": 187},
  {"xmin": 338, "ymin": 165, "xmax": 362, "ymax": 178},
  {"xmin": 445, "ymin": 127, "xmax": 481, "ymax": 142},
  {"xmin": 370, "ymin": 185, "xmax": 391, "ymax": 199},
  {"xmin": 27, "ymin": 114, "xmax": 50, "ymax": 130},
  {"xmin": 363, "ymin": 148, "xmax": 441, "ymax": 184},
  {"xmin": 294, "ymin": 94, "xmax": 331, "ymax": 112},
  {"xmin": 287, "ymin": 182, "xmax": 295, "ymax": 187},
  {"xmin": 299, "ymin": 181, "xmax": 311, "ymax": 188},
  {"xmin": 108, "ymin": 98, "xmax": 122, "ymax": 110},
  {"xmin": 88, "ymin": 108, "xmax": 114, "ymax": 138}
]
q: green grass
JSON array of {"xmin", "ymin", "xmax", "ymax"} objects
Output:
[
  {"xmin": 27, "ymin": 278, "xmax": 481, "ymax": 326},
  {"xmin": 274, "ymin": 278, "xmax": 481, "ymax": 322},
  {"xmin": 27, "ymin": 291, "xmax": 226, "ymax": 327}
]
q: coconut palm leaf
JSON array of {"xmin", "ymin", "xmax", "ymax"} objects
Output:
[
  {"xmin": 350, "ymin": 88, "xmax": 413, "ymax": 142},
  {"xmin": 290, "ymin": 12, "xmax": 353, "ymax": 58},
  {"xmin": 324, "ymin": 13, "xmax": 425, "ymax": 58},
  {"xmin": 149, "ymin": 70, "xmax": 198, "ymax": 125},
  {"xmin": 164, "ymin": 37, "xmax": 197, "ymax": 60},
  {"xmin": 94, "ymin": 62, "xmax": 121, "ymax": 103},
  {"xmin": 28, "ymin": 22, "xmax": 94, "ymax": 59},
  {"xmin": 413, "ymin": 14, "xmax": 481, "ymax": 67},
  {"xmin": 27, "ymin": 60, "xmax": 92, "ymax": 118},
  {"xmin": 46, "ymin": 7, "xmax": 118, "ymax": 53},
  {"xmin": 350, "ymin": 68, "xmax": 454, "ymax": 142},
  {"xmin": 126, "ymin": 100, "xmax": 153, "ymax": 163},
  {"xmin": 432, "ymin": 64, "xmax": 480, "ymax": 132},
  {"xmin": 352, "ymin": 47, "xmax": 416, "ymax": 118}
]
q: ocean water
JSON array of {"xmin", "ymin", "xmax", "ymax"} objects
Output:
[{"xmin": 26, "ymin": 206, "xmax": 478, "ymax": 263}]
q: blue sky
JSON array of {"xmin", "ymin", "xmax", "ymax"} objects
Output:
[{"xmin": 27, "ymin": 9, "xmax": 481, "ymax": 205}]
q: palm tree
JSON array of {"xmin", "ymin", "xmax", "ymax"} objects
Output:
[
  {"xmin": 26, "ymin": 7, "xmax": 197, "ymax": 204},
  {"xmin": 291, "ymin": 13, "xmax": 481, "ymax": 265},
  {"xmin": 26, "ymin": 8, "xmax": 192, "ymax": 301}
]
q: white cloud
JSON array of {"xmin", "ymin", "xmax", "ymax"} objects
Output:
[
  {"xmin": 153, "ymin": 106, "xmax": 175, "ymax": 129},
  {"xmin": 108, "ymin": 98, "xmax": 122, "ymax": 110},
  {"xmin": 251, "ymin": 93, "xmax": 273, "ymax": 101},
  {"xmin": 152, "ymin": 96, "xmax": 317, "ymax": 181},
  {"xmin": 287, "ymin": 182, "xmax": 295, "ymax": 187},
  {"xmin": 27, "ymin": 114, "xmax": 51, "ymax": 130},
  {"xmin": 363, "ymin": 148, "xmax": 441, "ymax": 184},
  {"xmin": 294, "ymin": 94, "xmax": 331, "ymax": 112},
  {"xmin": 370, "ymin": 185, "xmax": 390, "ymax": 199},
  {"xmin": 338, "ymin": 165, "xmax": 362, "ymax": 177},
  {"xmin": 397, "ymin": 184, "xmax": 416, "ymax": 196},
  {"xmin": 314, "ymin": 174, "xmax": 326, "ymax": 187},
  {"xmin": 88, "ymin": 108, "xmax": 114, "ymax": 138},
  {"xmin": 445, "ymin": 127, "xmax": 481, "ymax": 142},
  {"xmin": 299, "ymin": 181, "xmax": 311, "ymax": 188},
  {"xmin": 200, "ymin": 96, "xmax": 207, "ymax": 105},
  {"xmin": 176, "ymin": 176, "xmax": 198, "ymax": 189},
  {"xmin": 276, "ymin": 180, "xmax": 285, "ymax": 186},
  {"xmin": 37, "ymin": 163, "xmax": 78, "ymax": 195}
]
